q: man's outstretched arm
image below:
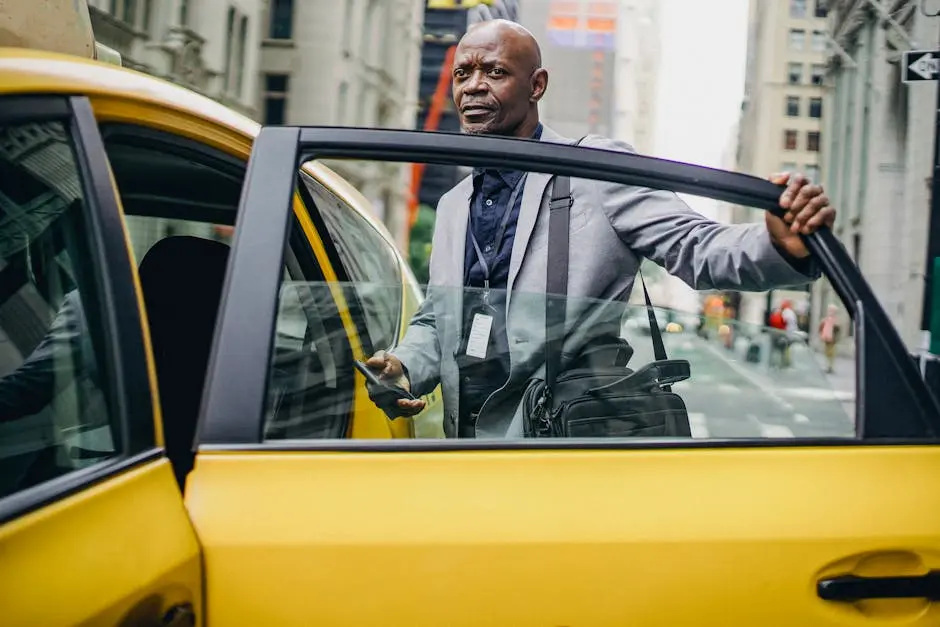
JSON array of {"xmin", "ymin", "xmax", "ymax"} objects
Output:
[{"xmin": 586, "ymin": 136, "xmax": 833, "ymax": 291}]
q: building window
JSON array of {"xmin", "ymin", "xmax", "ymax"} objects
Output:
[
  {"xmin": 785, "ymin": 130, "xmax": 798, "ymax": 150},
  {"xmin": 807, "ymin": 131, "xmax": 821, "ymax": 152},
  {"xmin": 812, "ymin": 30, "xmax": 827, "ymax": 51},
  {"xmin": 789, "ymin": 29, "xmax": 805, "ymax": 50},
  {"xmin": 788, "ymin": 62, "xmax": 803, "ymax": 84},
  {"xmin": 809, "ymin": 97, "xmax": 823, "ymax": 118},
  {"xmin": 264, "ymin": 74, "xmax": 290, "ymax": 124},
  {"xmin": 786, "ymin": 96, "xmax": 800, "ymax": 116},
  {"xmin": 337, "ymin": 81, "xmax": 349, "ymax": 125},
  {"xmin": 790, "ymin": 0, "xmax": 806, "ymax": 18},
  {"xmin": 269, "ymin": 0, "xmax": 294, "ymax": 39},
  {"xmin": 223, "ymin": 7, "xmax": 236, "ymax": 92},
  {"xmin": 805, "ymin": 164, "xmax": 820, "ymax": 181},
  {"xmin": 814, "ymin": 0, "xmax": 828, "ymax": 17},
  {"xmin": 142, "ymin": 0, "xmax": 153, "ymax": 34},
  {"xmin": 179, "ymin": 0, "xmax": 190, "ymax": 27},
  {"xmin": 121, "ymin": 0, "xmax": 137, "ymax": 26},
  {"xmin": 235, "ymin": 15, "xmax": 248, "ymax": 96},
  {"xmin": 811, "ymin": 63, "xmax": 826, "ymax": 85}
]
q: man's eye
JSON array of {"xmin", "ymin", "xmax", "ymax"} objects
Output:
[{"xmin": 490, "ymin": 68, "xmax": 505, "ymax": 76}]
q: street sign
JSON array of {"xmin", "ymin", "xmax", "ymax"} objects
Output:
[{"xmin": 903, "ymin": 50, "xmax": 940, "ymax": 83}]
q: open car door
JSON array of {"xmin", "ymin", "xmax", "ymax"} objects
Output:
[
  {"xmin": 188, "ymin": 127, "xmax": 940, "ymax": 626},
  {"xmin": 0, "ymin": 96, "xmax": 202, "ymax": 625}
]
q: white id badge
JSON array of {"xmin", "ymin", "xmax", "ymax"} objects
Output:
[{"xmin": 465, "ymin": 313, "xmax": 494, "ymax": 359}]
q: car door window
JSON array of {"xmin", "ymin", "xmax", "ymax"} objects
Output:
[
  {"xmin": 0, "ymin": 117, "xmax": 117, "ymax": 498},
  {"xmin": 301, "ymin": 172, "xmax": 402, "ymax": 352},
  {"xmin": 98, "ymin": 124, "xmax": 356, "ymax": 442}
]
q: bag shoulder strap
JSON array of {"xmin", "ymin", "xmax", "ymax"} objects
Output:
[{"xmin": 544, "ymin": 136, "xmax": 669, "ymax": 397}]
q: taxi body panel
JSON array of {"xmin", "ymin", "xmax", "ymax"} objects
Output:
[{"xmin": 0, "ymin": 458, "xmax": 202, "ymax": 627}]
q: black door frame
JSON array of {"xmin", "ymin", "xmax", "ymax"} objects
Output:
[{"xmin": 198, "ymin": 127, "xmax": 940, "ymax": 447}]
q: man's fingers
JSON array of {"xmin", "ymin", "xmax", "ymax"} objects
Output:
[
  {"xmin": 397, "ymin": 398, "xmax": 426, "ymax": 416},
  {"xmin": 791, "ymin": 193, "xmax": 829, "ymax": 233},
  {"xmin": 769, "ymin": 172, "xmax": 790, "ymax": 186},
  {"xmin": 805, "ymin": 205, "xmax": 836, "ymax": 230},
  {"xmin": 778, "ymin": 172, "xmax": 806, "ymax": 210},
  {"xmin": 365, "ymin": 350, "xmax": 386, "ymax": 367}
]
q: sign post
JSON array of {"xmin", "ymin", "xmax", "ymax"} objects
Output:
[{"xmin": 908, "ymin": 49, "xmax": 940, "ymax": 354}]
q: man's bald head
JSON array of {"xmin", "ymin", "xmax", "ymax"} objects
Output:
[
  {"xmin": 462, "ymin": 19, "xmax": 542, "ymax": 70},
  {"xmin": 452, "ymin": 19, "xmax": 548, "ymax": 137}
]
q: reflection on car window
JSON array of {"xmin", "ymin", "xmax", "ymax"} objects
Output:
[
  {"xmin": 301, "ymin": 172, "xmax": 402, "ymax": 351},
  {"xmin": 0, "ymin": 120, "xmax": 117, "ymax": 498},
  {"xmin": 265, "ymin": 162, "xmax": 857, "ymax": 442},
  {"xmin": 263, "ymin": 229, "xmax": 356, "ymax": 440}
]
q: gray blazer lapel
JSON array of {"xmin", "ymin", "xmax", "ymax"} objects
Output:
[
  {"xmin": 506, "ymin": 125, "xmax": 571, "ymax": 299},
  {"xmin": 441, "ymin": 177, "xmax": 474, "ymax": 336}
]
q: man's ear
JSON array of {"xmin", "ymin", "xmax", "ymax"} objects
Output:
[{"xmin": 530, "ymin": 68, "xmax": 548, "ymax": 103}]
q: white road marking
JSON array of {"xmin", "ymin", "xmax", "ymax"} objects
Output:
[
  {"xmin": 794, "ymin": 413, "xmax": 810, "ymax": 423},
  {"xmin": 688, "ymin": 412, "xmax": 709, "ymax": 438},
  {"xmin": 760, "ymin": 424, "xmax": 795, "ymax": 438},
  {"xmin": 701, "ymin": 342, "xmax": 791, "ymax": 409},
  {"xmin": 747, "ymin": 414, "xmax": 794, "ymax": 438},
  {"xmin": 780, "ymin": 387, "xmax": 855, "ymax": 402},
  {"xmin": 718, "ymin": 383, "xmax": 741, "ymax": 394}
]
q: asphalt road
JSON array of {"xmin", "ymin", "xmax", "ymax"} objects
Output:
[{"xmin": 622, "ymin": 328, "xmax": 856, "ymax": 440}]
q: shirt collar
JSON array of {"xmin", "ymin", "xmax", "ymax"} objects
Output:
[{"xmin": 472, "ymin": 123, "xmax": 544, "ymax": 181}]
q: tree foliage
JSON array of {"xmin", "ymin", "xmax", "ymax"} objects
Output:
[{"xmin": 407, "ymin": 204, "xmax": 436, "ymax": 285}]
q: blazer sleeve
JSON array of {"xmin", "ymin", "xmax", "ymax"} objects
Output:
[
  {"xmin": 586, "ymin": 136, "xmax": 822, "ymax": 291},
  {"xmin": 388, "ymin": 288, "xmax": 442, "ymax": 397},
  {"xmin": 387, "ymin": 194, "xmax": 452, "ymax": 397}
]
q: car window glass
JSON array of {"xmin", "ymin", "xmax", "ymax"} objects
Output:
[
  {"xmin": 0, "ymin": 119, "xmax": 118, "ymax": 498},
  {"xmin": 262, "ymin": 157, "xmax": 857, "ymax": 442},
  {"xmin": 301, "ymin": 172, "xmax": 402, "ymax": 352},
  {"xmin": 98, "ymin": 129, "xmax": 357, "ymax": 441}
]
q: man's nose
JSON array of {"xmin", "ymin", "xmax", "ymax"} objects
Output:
[{"xmin": 463, "ymin": 71, "xmax": 488, "ymax": 93}]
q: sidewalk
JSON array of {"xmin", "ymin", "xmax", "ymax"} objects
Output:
[{"xmin": 814, "ymin": 353, "xmax": 855, "ymax": 396}]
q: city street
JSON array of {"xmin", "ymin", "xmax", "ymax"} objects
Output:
[{"xmin": 623, "ymin": 328, "xmax": 856, "ymax": 439}]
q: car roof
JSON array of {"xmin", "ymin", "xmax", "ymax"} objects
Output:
[{"xmin": 0, "ymin": 47, "xmax": 401, "ymax": 249}]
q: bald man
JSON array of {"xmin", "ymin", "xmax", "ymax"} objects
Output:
[{"xmin": 366, "ymin": 20, "xmax": 836, "ymax": 439}]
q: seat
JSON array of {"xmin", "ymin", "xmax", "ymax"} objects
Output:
[{"xmin": 137, "ymin": 235, "xmax": 230, "ymax": 490}]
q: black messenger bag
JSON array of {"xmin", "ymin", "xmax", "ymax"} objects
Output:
[{"xmin": 521, "ymin": 174, "xmax": 693, "ymax": 439}]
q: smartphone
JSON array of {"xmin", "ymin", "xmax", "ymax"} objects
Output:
[{"xmin": 353, "ymin": 360, "xmax": 417, "ymax": 409}]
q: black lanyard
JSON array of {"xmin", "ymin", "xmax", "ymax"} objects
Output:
[{"xmin": 467, "ymin": 172, "xmax": 528, "ymax": 302}]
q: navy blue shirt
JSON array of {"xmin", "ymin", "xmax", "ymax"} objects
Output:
[
  {"xmin": 464, "ymin": 123, "xmax": 543, "ymax": 288},
  {"xmin": 457, "ymin": 124, "xmax": 543, "ymax": 426}
]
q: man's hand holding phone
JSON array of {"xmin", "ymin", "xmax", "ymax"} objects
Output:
[{"xmin": 358, "ymin": 351, "xmax": 427, "ymax": 417}]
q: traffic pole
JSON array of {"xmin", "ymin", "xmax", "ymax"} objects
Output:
[{"xmin": 921, "ymin": 21, "xmax": 940, "ymax": 353}]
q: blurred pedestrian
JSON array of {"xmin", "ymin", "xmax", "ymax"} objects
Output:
[{"xmin": 818, "ymin": 304, "xmax": 841, "ymax": 373}]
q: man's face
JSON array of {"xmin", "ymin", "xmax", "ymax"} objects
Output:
[{"xmin": 452, "ymin": 34, "xmax": 538, "ymax": 136}]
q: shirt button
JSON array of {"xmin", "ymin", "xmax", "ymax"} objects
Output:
[{"xmin": 485, "ymin": 199, "xmax": 493, "ymax": 206}]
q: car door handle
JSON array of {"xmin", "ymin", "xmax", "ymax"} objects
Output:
[{"xmin": 817, "ymin": 571, "xmax": 940, "ymax": 601}]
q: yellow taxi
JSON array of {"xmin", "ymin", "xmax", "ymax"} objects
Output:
[{"xmin": 5, "ymin": 2, "xmax": 940, "ymax": 626}]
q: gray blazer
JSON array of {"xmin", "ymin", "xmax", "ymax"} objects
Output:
[{"xmin": 391, "ymin": 125, "xmax": 819, "ymax": 438}]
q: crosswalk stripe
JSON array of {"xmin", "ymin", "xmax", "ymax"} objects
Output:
[{"xmin": 688, "ymin": 412, "xmax": 709, "ymax": 438}]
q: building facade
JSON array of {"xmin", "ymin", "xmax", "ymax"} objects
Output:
[
  {"xmin": 258, "ymin": 0, "xmax": 426, "ymax": 248},
  {"xmin": 733, "ymin": 0, "xmax": 830, "ymax": 327},
  {"xmin": 611, "ymin": 0, "xmax": 660, "ymax": 155},
  {"xmin": 819, "ymin": 0, "xmax": 935, "ymax": 352},
  {"xmin": 87, "ymin": 0, "xmax": 263, "ymax": 118}
]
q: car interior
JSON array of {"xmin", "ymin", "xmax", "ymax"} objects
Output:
[{"xmin": 99, "ymin": 124, "xmax": 357, "ymax": 489}]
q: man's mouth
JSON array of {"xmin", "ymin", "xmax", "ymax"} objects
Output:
[{"xmin": 461, "ymin": 105, "xmax": 495, "ymax": 118}]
